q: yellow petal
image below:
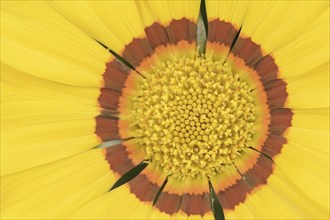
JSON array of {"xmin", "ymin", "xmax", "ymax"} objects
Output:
[
  {"xmin": 1, "ymin": 63, "xmax": 100, "ymax": 103},
  {"xmin": 227, "ymin": 173, "xmax": 325, "ymax": 219},
  {"xmin": 286, "ymin": 62, "xmax": 329, "ymax": 109},
  {"xmin": 226, "ymin": 108, "xmax": 330, "ymax": 219},
  {"xmin": 206, "ymin": 1, "xmax": 329, "ymax": 79},
  {"xmin": 1, "ymin": 64, "xmax": 103, "ymax": 175},
  {"xmin": 1, "ymin": 150, "xmax": 114, "ymax": 219},
  {"xmin": 277, "ymin": 109, "xmax": 329, "ymax": 214},
  {"xmin": 49, "ymin": 1, "xmax": 145, "ymax": 53},
  {"xmin": 206, "ymin": 0, "xmax": 249, "ymax": 27},
  {"xmin": 70, "ymin": 183, "xmax": 213, "ymax": 219},
  {"xmin": 274, "ymin": 7, "xmax": 329, "ymax": 79},
  {"xmin": 1, "ymin": 1, "xmax": 109, "ymax": 86},
  {"xmin": 241, "ymin": 1, "xmax": 327, "ymax": 54},
  {"xmin": 69, "ymin": 186, "xmax": 157, "ymax": 219},
  {"xmin": 288, "ymin": 109, "xmax": 329, "ymax": 160},
  {"xmin": 136, "ymin": 0, "xmax": 199, "ymax": 27}
]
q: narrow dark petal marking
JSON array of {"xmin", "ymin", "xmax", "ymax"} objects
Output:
[
  {"xmin": 110, "ymin": 49, "xmax": 137, "ymax": 71},
  {"xmin": 200, "ymin": 0, "xmax": 208, "ymax": 35},
  {"xmin": 248, "ymin": 146, "xmax": 274, "ymax": 162},
  {"xmin": 95, "ymin": 39, "xmax": 110, "ymax": 50},
  {"xmin": 226, "ymin": 25, "xmax": 242, "ymax": 59},
  {"xmin": 209, "ymin": 180, "xmax": 225, "ymax": 220},
  {"xmin": 234, "ymin": 164, "xmax": 253, "ymax": 187},
  {"xmin": 108, "ymin": 54, "xmax": 146, "ymax": 78},
  {"xmin": 197, "ymin": 0, "xmax": 208, "ymax": 54},
  {"xmin": 197, "ymin": 13, "xmax": 207, "ymax": 54},
  {"xmin": 153, "ymin": 176, "xmax": 168, "ymax": 206},
  {"xmin": 110, "ymin": 160, "xmax": 148, "ymax": 191}
]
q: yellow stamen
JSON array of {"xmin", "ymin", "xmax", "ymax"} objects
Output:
[{"xmin": 128, "ymin": 54, "xmax": 256, "ymax": 180}]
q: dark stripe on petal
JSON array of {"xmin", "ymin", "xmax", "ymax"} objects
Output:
[
  {"xmin": 95, "ymin": 116, "xmax": 120, "ymax": 141},
  {"xmin": 180, "ymin": 193, "xmax": 211, "ymax": 216},
  {"xmin": 166, "ymin": 19, "xmax": 197, "ymax": 44},
  {"xmin": 129, "ymin": 174, "xmax": 212, "ymax": 216},
  {"xmin": 98, "ymin": 88, "xmax": 121, "ymax": 110},
  {"xmin": 145, "ymin": 23, "xmax": 170, "ymax": 49},
  {"xmin": 264, "ymin": 79, "xmax": 289, "ymax": 109},
  {"xmin": 231, "ymin": 37, "xmax": 263, "ymax": 67},
  {"xmin": 129, "ymin": 174, "xmax": 159, "ymax": 201},
  {"xmin": 105, "ymin": 144, "xmax": 135, "ymax": 175},
  {"xmin": 208, "ymin": 19, "xmax": 239, "ymax": 46},
  {"xmin": 103, "ymin": 59, "xmax": 130, "ymax": 91},
  {"xmin": 262, "ymin": 133, "xmax": 287, "ymax": 158},
  {"xmin": 122, "ymin": 38, "xmax": 154, "ymax": 68},
  {"xmin": 244, "ymin": 156, "xmax": 273, "ymax": 186},
  {"xmin": 154, "ymin": 192, "xmax": 182, "ymax": 215},
  {"xmin": 269, "ymin": 108, "xmax": 293, "ymax": 135},
  {"xmin": 254, "ymin": 55, "xmax": 278, "ymax": 84},
  {"xmin": 218, "ymin": 178, "xmax": 251, "ymax": 210}
]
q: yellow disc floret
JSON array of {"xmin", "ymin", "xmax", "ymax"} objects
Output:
[{"xmin": 128, "ymin": 54, "xmax": 256, "ymax": 180}]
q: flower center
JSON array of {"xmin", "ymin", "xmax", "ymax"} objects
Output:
[{"xmin": 128, "ymin": 54, "xmax": 256, "ymax": 180}]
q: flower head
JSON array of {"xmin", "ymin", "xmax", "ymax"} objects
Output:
[{"xmin": 1, "ymin": 1, "xmax": 329, "ymax": 220}]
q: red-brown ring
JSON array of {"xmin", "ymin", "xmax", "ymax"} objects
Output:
[{"xmin": 96, "ymin": 18, "xmax": 293, "ymax": 215}]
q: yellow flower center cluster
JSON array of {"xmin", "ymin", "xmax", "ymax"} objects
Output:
[{"xmin": 129, "ymin": 55, "xmax": 256, "ymax": 180}]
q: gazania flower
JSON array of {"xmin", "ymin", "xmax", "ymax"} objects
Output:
[{"xmin": 1, "ymin": 1, "xmax": 329, "ymax": 219}]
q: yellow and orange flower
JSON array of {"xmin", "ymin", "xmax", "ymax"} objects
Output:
[{"xmin": 1, "ymin": 1, "xmax": 329, "ymax": 219}]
